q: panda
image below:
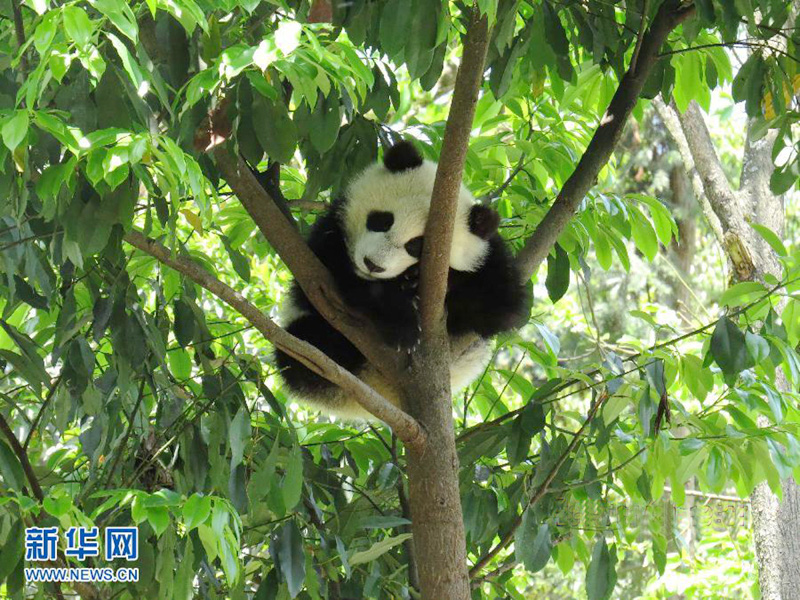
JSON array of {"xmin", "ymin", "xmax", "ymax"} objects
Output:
[{"xmin": 274, "ymin": 141, "xmax": 529, "ymax": 419}]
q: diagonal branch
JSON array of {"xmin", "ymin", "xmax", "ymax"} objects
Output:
[
  {"xmin": 514, "ymin": 0, "xmax": 696, "ymax": 281},
  {"xmin": 123, "ymin": 230, "xmax": 426, "ymax": 450},
  {"xmin": 213, "ymin": 149, "xmax": 397, "ymax": 371},
  {"xmin": 0, "ymin": 412, "xmax": 44, "ymax": 500},
  {"xmin": 418, "ymin": 9, "xmax": 490, "ymax": 336},
  {"xmin": 670, "ymin": 101, "xmax": 739, "ymax": 227},
  {"xmin": 652, "ymin": 96, "xmax": 725, "ymax": 247}
]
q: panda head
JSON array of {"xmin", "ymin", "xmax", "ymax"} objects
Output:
[{"xmin": 340, "ymin": 141, "xmax": 500, "ymax": 280}]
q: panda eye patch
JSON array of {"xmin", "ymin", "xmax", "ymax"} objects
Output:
[
  {"xmin": 404, "ymin": 236, "xmax": 424, "ymax": 258},
  {"xmin": 366, "ymin": 211, "xmax": 394, "ymax": 232}
]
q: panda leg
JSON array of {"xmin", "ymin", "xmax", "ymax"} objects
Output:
[{"xmin": 274, "ymin": 314, "xmax": 365, "ymax": 396}]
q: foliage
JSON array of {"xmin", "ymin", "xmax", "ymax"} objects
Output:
[{"xmin": 0, "ymin": 0, "xmax": 798, "ymax": 599}]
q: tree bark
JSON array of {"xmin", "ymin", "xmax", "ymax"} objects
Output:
[{"xmin": 662, "ymin": 99, "xmax": 799, "ymax": 599}]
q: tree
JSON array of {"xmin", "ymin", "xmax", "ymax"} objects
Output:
[
  {"xmin": 0, "ymin": 1, "xmax": 798, "ymax": 599},
  {"xmin": 656, "ymin": 84, "xmax": 800, "ymax": 595}
]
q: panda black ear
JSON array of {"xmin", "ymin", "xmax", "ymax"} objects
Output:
[
  {"xmin": 383, "ymin": 141, "xmax": 423, "ymax": 173},
  {"xmin": 468, "ymin": 205, "xmax": 500, "ymax": 240}
]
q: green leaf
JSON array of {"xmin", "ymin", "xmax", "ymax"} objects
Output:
[
  {"xmin": 719, "ymin": 281, "xmax": 766, "ymax": 307},
  {"xmin": 62, "ymin": 5, "xmax": 94, "ymax": 49},
  {"xmin": 282, "ymin": 444, "xmax": 304, "ymax": 511},
  {"xmin": 309, "ymin": 94, "xmax": 341, "ymax": 154},
  {"xmin": 705, "ymin": 447, "xmax": 726, "ymax": 492},
  {"xmin": 222, "ymin": 237, "xmax": 251, "ymax": 283},
  {"xmin": 750, "ymin": 223, "xmax": 787, "ymax": 257},
  {"xmin": 515, "ymin": 510, "xmax": 551, "ymax": 573},
  {"xmin": 173, "ymin": 299, "xmax": 196, "ymax": 347},
  {"xmin": 630, "ymin": 208, "xmax": 659, "ymax": 261},
  {"xmin": 148, "ymin": 506, "xmax": 170, "ymax": 536},
  {"xmin": 710, "ymin": 317, "xmax": 753, "ymax": 378},
  {"xmin": 2, "ymin": 111, "xmax": 29, "ymax": 151},
  {"xmin": 546, "ymin": 243, "xmax": 570, "ymax": 303},
  {"xmin": 33, "ymin": 11, "xmax": 60, "ymax": 54},
  {"xmin": 349, "ymin": 533, "xmax": 412, "ymax": 566},
  {"xmin": 379, "ymin": 0, "xmax": 412, "ymax": 58},
  {"xmin": 745, "ymin": 331, "xmax": 770, "ymax": 364},
  {"xmin": 0, "ymin": 521, "xmax": 24, "ymax": 582},
  {"xmin": 637, "ymin": 386, "xmax": 656, "ymax": 438},
  {"xmin": 90, "ymin": 0, "xmax": 139, "ymax": 41},
  {"xmin": 43, "ymin": 494, "xmax": 72, "ymax": 517},
  {"xmin": 276, "ymin": 521, "xmax": 306, "ymax": 598},
  {"xmin": 506, "ymin": 416, "xmax": 533, "ymax": 466},
  {"xmin": 586, "ymin": 538, "xmax": 617, "ymax": 600},
  {"xmin": 106, "ymin": 32, "xmax": 146, "ymax": 93},
  {"xmin": 253, "ymin": 95, "xmax": 297, "ymax": 164},
  {"xmin": 183, "ymin": 494, "xmax": 212, "ymax": 530},
  {"xmin": 0, "ymin": 439, "xmax": 26, "ymax": 491},
  {"xmin": 168, "ymin": 348, "xmax": 192, "ymax": 380},
  {"xmin": 229, "ymin": 406, "xmax": 251, "ymax": 468}
]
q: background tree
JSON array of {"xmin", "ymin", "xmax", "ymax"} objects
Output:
[{"xmin": 0, "ymin": 1, "xmax": 798, "ymax": 599}]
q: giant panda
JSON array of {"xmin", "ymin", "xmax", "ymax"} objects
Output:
[{"xmin": 274, "ymin": 141, "xmax": 529, "ymax": 419}]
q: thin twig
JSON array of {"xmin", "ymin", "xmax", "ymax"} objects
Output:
[{"xmin": 469, "ymin": 392, "xmax": 609, "ymax": 577}]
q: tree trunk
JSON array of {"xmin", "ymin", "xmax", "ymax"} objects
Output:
[
  {"xmin": 662, "ymin": 100, "xmax": 800, "ymax": 599},
  {"xmin": 404, "ymin": 342, "xmax": 471, "ymax": 599}
]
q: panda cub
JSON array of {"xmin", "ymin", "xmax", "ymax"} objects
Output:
[{"xmin": 275, "ymin": 141, "xmax": 529, "ymax": 419}]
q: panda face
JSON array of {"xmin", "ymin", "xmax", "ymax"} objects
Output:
[
  {"xmin": 348, "ymin": 204, "xmax": 428, "ymax": 280},
  {"xmin": 341, "ymin": 146, "xmax": 492, "ymax": 281}
]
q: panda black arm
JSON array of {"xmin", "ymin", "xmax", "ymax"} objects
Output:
[
  {"xmin": 446, "ymin": 236, "xmax": 530, "ymax": 338},
  {"xmin": 297, "ymin": 208, "xmax": 420, "ymax": 348}
]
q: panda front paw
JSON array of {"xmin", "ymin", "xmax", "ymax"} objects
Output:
[
  {"xmin": 385, "ymin": 324, "xmax": 419, "ymax": 352},
  {"xmin": 400, "ymin": 264, "xmax": 420, "ymax": 293}
]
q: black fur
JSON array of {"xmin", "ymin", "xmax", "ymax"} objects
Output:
[
  {"xmin": 468, "ymin": 204, "xmax": 501, "ymax": 240},
  {"xmin": 383, "ymin": 140, "xmax": 423, "ymax": 173},
  {"xmin": 274, "ymin": 208, "xmax": 529, "ymax": 399}
]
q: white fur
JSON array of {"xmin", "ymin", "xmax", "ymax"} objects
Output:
[
  {"xmin": 342, "ymin": 160, "xmax": 489, "ymax": 279},
  {"xmin": 300, "ymin": 337, "xmax": 493, "ymax": 421}
]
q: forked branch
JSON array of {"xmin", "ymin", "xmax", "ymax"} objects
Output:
[
  {"xmin": 515, "ymin": 0, "xmax": 696, "ymax": 281},
  {"xmin": 213, "ymin": 149, "xmax": 396, "ymax": 372},
  {"xmin": 123, "ymin": 231, "xmax": 426, "ymax": 449}
]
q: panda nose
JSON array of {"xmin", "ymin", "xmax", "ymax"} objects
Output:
[{"xmin": 364, "ymin": 257, "xmax": 385, "ymax": 274}]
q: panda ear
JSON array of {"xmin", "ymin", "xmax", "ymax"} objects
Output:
[
  {"xmin": 468, "ymin": 205, "xmax": 500, "ymax": 240},
  {"xmin": 383, "ymin": 141, "xmax": 423, "ymax": 173}
]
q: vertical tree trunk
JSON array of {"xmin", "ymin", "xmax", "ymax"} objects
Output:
[
  {"xmin": 661, "ymin": 100, "xmax": 800, "ymax": 599},
  {"xmin": 404, "ymin": 342, "xmax": 471, "ymax": 599},
  {"xmin": 667, "ymin": 166, "xmax": 696, "ymax": 319},
  {"xmin": 779, "ymin": 476, "xmax": 800, "ymax": 598}
]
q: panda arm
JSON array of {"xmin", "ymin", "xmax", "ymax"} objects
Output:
[
  {"xmin": 339, "ymin": 279, "xmax": 420, "ymax": 349},
  {"xmin": 447, "ymin": 236, "xmax": 530, "ymax": 338},
  {"xmin": 301, "ymin": 211, "xmax": 419, "ymax": 348}
]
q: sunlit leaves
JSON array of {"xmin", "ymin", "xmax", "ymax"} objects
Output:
[{"xmin": 1, "ymin": 111, "xmax": 29, "ymax": 151}]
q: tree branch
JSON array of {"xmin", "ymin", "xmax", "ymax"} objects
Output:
[
  {"xmin": 671, "ymin": 101, "xmax": 739, "ymax": 226},
  {"xmin": 213, "ymin": 149, "xmax": 397, "ymax": 371},
  {"xmin": 0, "ymin": 412, "xmax": 44, "ymax": 500},
  {"xmin": 514, "ymin": 0, "xmax": 696, "ymax": 281},
  {"xmin": 652, "ymin": 96, "xmax": 725, "ymax": 247},
  {"xmin": 10, "ymin": 0, "xmax": 27, "ymax": 73},
  {"xmin": 123, "ymin": 230, "xmax": 426, "ymax": 449},
  {"xmin": 418, "ymin": 9, "xmax": 490, "ymax": 336},
  {"xmin": 667, "ymin": 100, "xmax": 764, "ymax": 280}
]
